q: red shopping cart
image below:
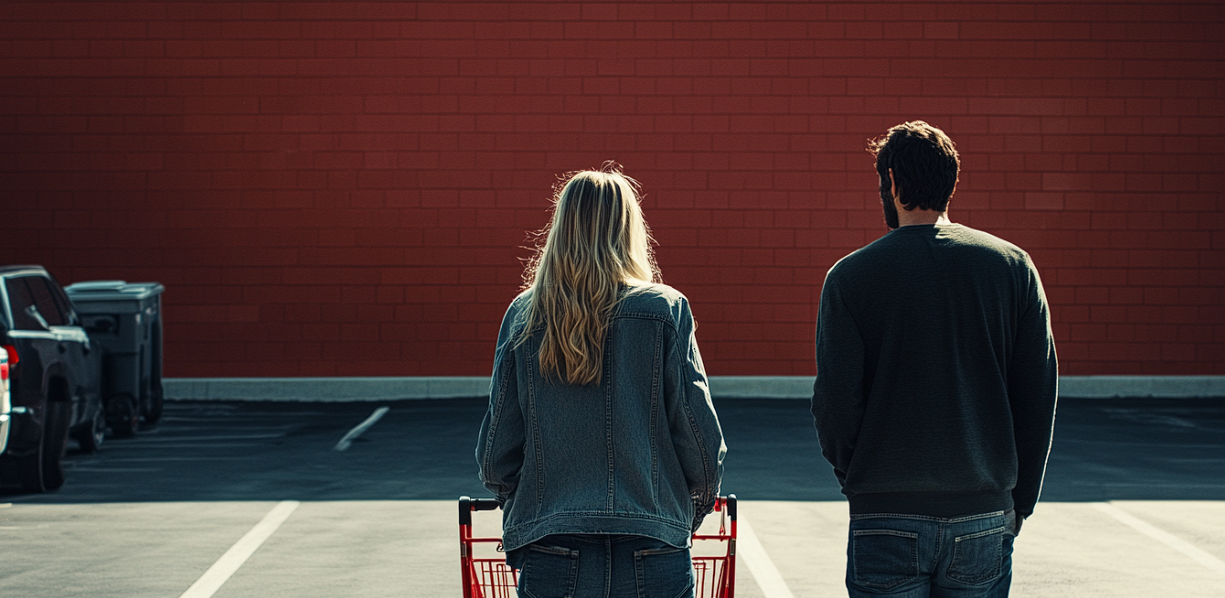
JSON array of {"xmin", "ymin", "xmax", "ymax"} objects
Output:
[{"xmin": 459, "ymin": 495, "xmax": 737, "ymax": 598}]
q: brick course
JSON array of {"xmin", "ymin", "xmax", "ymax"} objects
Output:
[{"xmin": 2, "ymin": 2, "xmax": 1223, "ymax": 377}]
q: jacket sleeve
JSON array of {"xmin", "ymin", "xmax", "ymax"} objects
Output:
[
  {"xmin": 811, "ymin": 272, "xmax": 866, "ymax": 488},
  {"xmin": 665, "ymin": 296, "xmax": 726, "ymax": 532},
  {"xmin": 1008, "ymin": 255, "xmax": 1059, "ymax": 518},
  {"xmin": 476, "ymin": 300, "xmax": 525, "ymax": 505}
]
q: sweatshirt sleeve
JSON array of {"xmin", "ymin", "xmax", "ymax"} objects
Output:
[
  {"xmin": 665, "ymin": 296, "xmax": 726, "ymax": 532},
  {"xmin": 1008, "ymin": 255, "xmax": 1059, "ymax": 518},
  {"xmin": 476, "ymin": 300, "xmax": 525, "ymax": 505},
  {"xmin": 811, "ymin": 271, "xmax": 866, "ymax": 487}
]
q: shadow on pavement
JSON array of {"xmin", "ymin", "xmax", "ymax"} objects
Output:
[{"xmin": 4, "ymin": 397, "xmax": 1223, "ymax": 504}]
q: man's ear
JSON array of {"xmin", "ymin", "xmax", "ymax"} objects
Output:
[{"xmin": 888, "ymin": 169, "xmax": 900, "ymax": 203}]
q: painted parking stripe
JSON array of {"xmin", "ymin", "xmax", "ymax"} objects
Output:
[
  {"xmin": 335, "ymin": 406, "xmax": 390, "ymax": 451},
  {"xmin": 179, "ymin": 500, "xmax": 301, "ymax": 598},
  {"xmin": 1094, "ymin": 502, "xmax": 1225, "ymax": 576},
  {"xmin": 737, "ymin": 519, "xmax": 797, "ymax": 598}
]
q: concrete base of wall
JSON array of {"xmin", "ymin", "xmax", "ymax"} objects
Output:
[{"xmin": 164, "ymin": 375, "xmax": 1225, "ymax": 401}]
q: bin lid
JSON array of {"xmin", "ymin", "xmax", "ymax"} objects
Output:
[{"xmin": 65, "ymin": 280, "xmax": 165, "ymax": 301}]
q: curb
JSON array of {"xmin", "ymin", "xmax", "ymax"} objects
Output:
[{"xmin": 164, "ymin": 376, "xmax": 1225, "ymax": 402}]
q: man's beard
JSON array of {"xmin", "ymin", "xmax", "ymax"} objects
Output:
[{"xmin": 880, "ymin": 189, "xmax": 900, "ymax": 229}]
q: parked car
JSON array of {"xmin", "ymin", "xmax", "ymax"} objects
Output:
[
  {"xmin": 1, "ymin": 350, "xmax": 10, "ymax": 456},
  {"xmin": 0, "ymin": 266, "xmax": 105, "ymax": 492}
]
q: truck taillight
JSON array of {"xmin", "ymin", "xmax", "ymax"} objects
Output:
[
  {"xmin": 1, "ymin": 362, "xmax": 7, "ymax": 382},
  {"xmin": 2, "ymin": 345, "xmax": 16, "ymax": 366}
]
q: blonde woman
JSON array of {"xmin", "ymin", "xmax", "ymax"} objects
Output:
[{"xmin": 477, "ymin": 163, "xmax": 725, "ymax": 598}]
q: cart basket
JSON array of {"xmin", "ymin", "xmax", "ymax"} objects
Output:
[{"xmin": 459, "ymin": 495, "xmax": 737, "ymax": 598}]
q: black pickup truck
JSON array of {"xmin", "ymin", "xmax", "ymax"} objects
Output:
[{"xmin": 0, "ymin": 266, "xmax": 105, "ymax": 492}]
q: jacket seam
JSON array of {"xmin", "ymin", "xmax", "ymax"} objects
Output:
[
  {"xmin": 674, "ymin": 310, "xmax": 713, "ymax": 511},
  {"xmin": 526, "ymin": 340, "xmax": 545, "ymax": 513},
  {"xmin": 503, "ymin": 511, "xmax": 694, "ymax": 530},
  {"xmin": 480, "ymin": 343, "xmax": 516, "ymax": 498},
  {"xmin": 650, "ymin": 319, "xmax": 662, "ymax": 508},
  {"xmin": 604, "ymin": 330, "xmax": 615, "ymax": 512}
]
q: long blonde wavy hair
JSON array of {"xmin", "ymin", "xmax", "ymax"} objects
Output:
[{"xmin": 518, "ymin": 162, "xmax": 660, "ymax": 386}]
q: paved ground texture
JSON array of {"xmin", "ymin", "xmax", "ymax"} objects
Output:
[{"xmin": 1, "ymin": 397, "xmax": 1223, "ymax": 597}]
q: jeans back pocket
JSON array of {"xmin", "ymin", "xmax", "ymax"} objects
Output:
[
  {"xmin": 947, "ymin": 525, "xmax": 1008, "ymax": 585},
  {"xmin": 850, "ymin": 529, "xmax": 920, "ymax": 590},
  {"xmin": 519, "ymin": 544, "xmax": 579, "ymax": 598},
  {"xmin": 633, "ymin": 545, "xmax": 694, "ymax": 598}
]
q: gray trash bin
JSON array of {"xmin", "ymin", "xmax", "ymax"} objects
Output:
[{"xmin": 65, "ymin": 281, "xmax": 164, "ymax": 436}]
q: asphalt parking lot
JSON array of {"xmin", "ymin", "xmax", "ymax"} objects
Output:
[{"xmin": 1, "ymin": 397, "xmax": 1223, "ymax": 597}]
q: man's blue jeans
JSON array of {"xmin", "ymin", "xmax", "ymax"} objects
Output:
[{"xmin": 845, "ymin": 511, "xmax": 1015, "ymax": 597}]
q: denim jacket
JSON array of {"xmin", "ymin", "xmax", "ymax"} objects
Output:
[{"xmin": 476, "ymin": 283, "xmax": 725, "ymax": 552}]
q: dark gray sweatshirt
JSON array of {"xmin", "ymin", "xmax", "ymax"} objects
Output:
[{"xmin": 812, "ymin": 223, "xmax": 1057, "ymax": 518}]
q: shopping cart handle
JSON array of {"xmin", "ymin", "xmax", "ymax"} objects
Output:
[{"xmin": 459, "ymin": 496, "xmax": 502, "ymax": 526}]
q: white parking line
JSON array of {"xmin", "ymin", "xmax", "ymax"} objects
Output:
[
  {"xmin": 335, "ymin": 406, "xmax": 390, "ymax": 451},
  {"xmin": 179, "ymin": 500, "xmax": 300, "ymax": 598},
  {"xmin": 1094, "ymin": 502, "xmax": 1225, "ymax": 576},
  {"xmin": 737, "ymin": 519, "xmax": 797, "ymax": 598}
]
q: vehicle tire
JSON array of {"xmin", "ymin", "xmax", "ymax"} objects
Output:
[
  {"xmin": 145, "ymin": 321, "xmax": 164, "ymax": 426},
  {"xmin": 143, "ymin": 380, "xmax": 164, "ymax": 426},
  {"xmin": 41, "ymin": 401, "xmax": 70, "ymax": 491},
  {"xmin": 72, "ymin": 407, "xmax": 105, "ymax": 453},
  {"xmin": 107, "ymin": 393, "xmax": 140, "ymax": 437},
  {"xmin": 16, "ymin": 439, "xmax": 45, "ymax": 493}
]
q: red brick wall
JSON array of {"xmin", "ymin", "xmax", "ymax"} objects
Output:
[{"xmin": 2, "ymin": 2, "xmax": 1223, "ymax": 377}]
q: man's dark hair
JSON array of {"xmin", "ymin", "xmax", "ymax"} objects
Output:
[{"xmin": 868, "ymin": 121, "xmax": 959, "ymax": 213}]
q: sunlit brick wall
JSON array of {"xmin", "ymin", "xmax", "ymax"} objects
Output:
[{"xmin": 2, "ymin": 2, "xmax": 1223, "ymax": 377}]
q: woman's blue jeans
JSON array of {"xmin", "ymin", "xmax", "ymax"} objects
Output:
[
  {"xmin": 845, "ymin": 511, "xmax": 1016, "ymax": 598},
  {"xmin": 509, "ymin": 534, "xmax": 694, "ymax": 598}
]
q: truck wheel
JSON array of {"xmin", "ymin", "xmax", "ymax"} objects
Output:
[
  {"xmin": 72, "ymin": 407, "xmax": 105, "ymax": 453},
  {"xmin": 107, "ymin": 393, "xmax": 140, "ymax": 437},
  {"xmin": 16, "ymin": 440, "xmax": 45, "ymax": 493},
  {"xmin": 41, "ymin": 401, "xmax": 70, "ymax": 490},
  {"xmin": 143, "ymin": 381, "xmax": 164, "ymax": 425}
]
